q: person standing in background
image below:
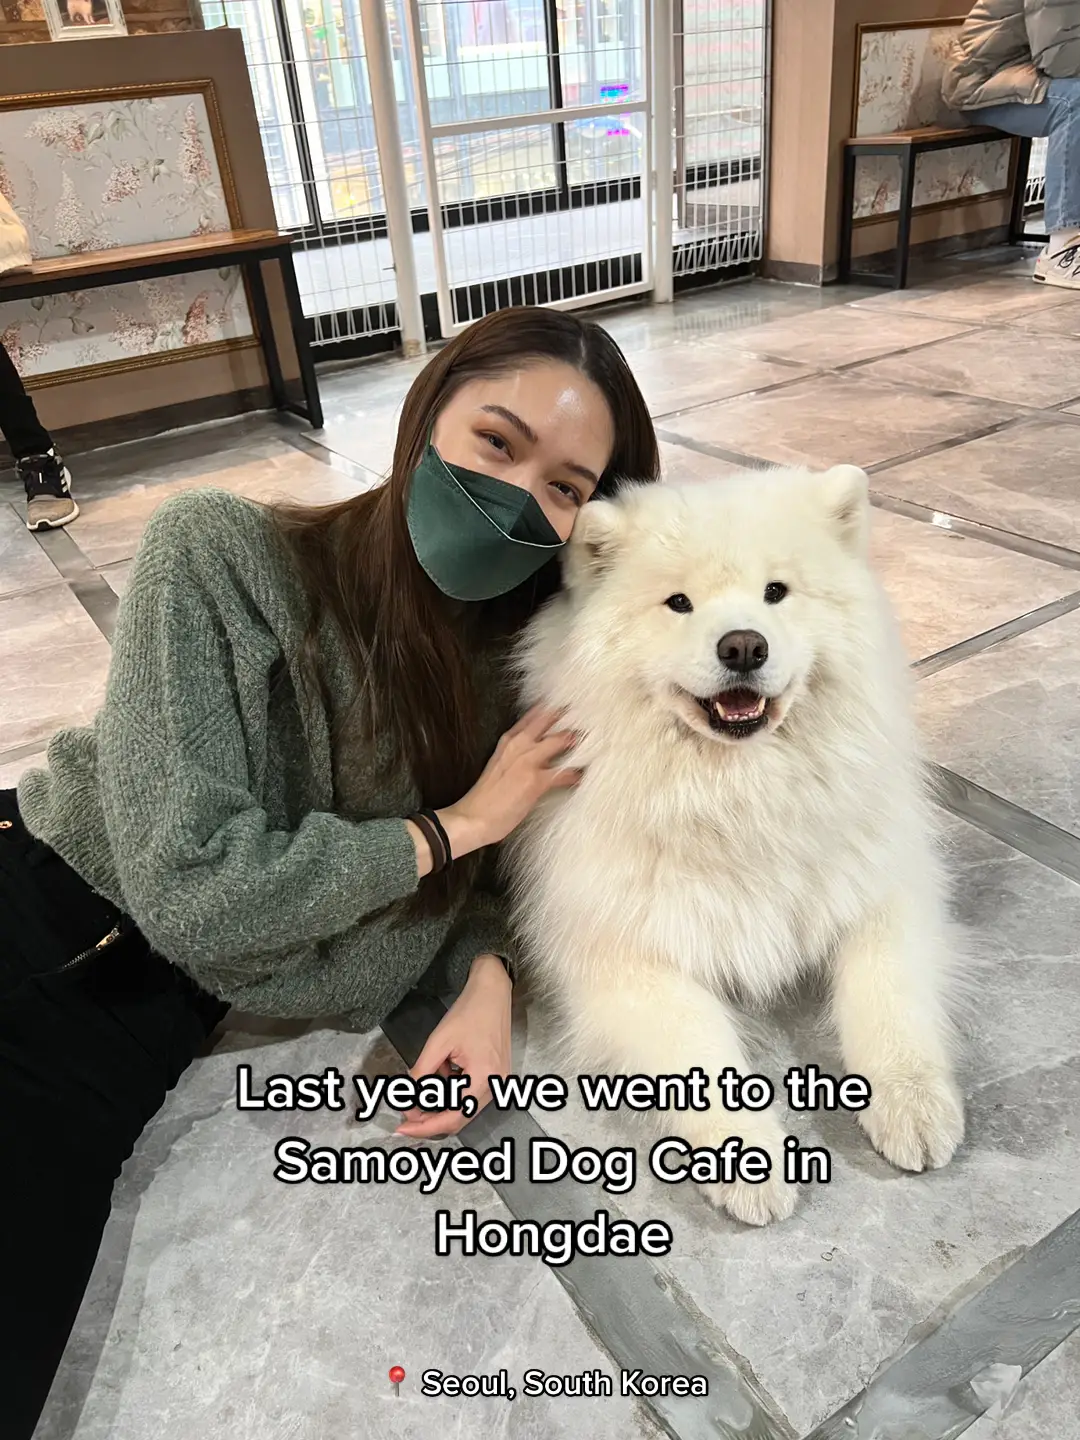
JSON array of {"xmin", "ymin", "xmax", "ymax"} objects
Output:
[
  {"xmin": 0, "ymin": 193, "xmax": 78, "ymax": 530},
  {"xmin": 943, "ymin": 0, "xmax": 1080, "ymax": 288}
]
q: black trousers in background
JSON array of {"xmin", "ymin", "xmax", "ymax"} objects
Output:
[
  {"xmin": 0, "ymin": 789, "xmax": 229, "ymax": 1440},
  {"xmin": 0, "ymin": 338, "xmax": 52, "ymax": 462}
]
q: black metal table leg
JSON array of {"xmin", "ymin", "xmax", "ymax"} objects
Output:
[
  {"xmin": 276, "ymin": 245, "xmax": 323, "ymax": 430},
  {"xmin": 1009, "ymin": 136, "xmax": 1033, "ymax": 245},
  {"xmin": 839, "ymin": 146, "xmax": 856, "ymax": 283},
  {"xmin": 895, "ymin": 146, "xmax": 917, "ymax": 289},
  {"xmin": 243, "ymin": 257, "xmax": 287, "ymax": 413}
]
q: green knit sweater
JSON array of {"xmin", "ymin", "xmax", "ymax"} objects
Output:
[{"xmin": 16, "ymin": 486, "xmax": 518, "ymax": 1029}]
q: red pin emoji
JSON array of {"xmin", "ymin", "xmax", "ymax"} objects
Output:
[{"xmin": 389, "ymin": 1365, "xmax": 405, "ymax": 1398}]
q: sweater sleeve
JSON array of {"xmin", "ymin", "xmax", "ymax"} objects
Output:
[
  {"xmin": 96, "ymin": 493, "xmax": 421, "ymax": 972},
  {"xmin": 204, "ymin": 852, "xmax": 519, "ymax": 1031}
]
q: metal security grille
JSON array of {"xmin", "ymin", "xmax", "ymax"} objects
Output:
[
  {"xmin": 200, "ymin": 0, "xmax": 770, "ymax": 349},
  {"xmin": 200, "ymin": 0, "xmax": 402, "ymax": 346},
  {"xmin": 402, "ymin": 0, "xmax": 654, "ymax": 334},
  {"xmin": 672, "ymin": 0, "xmax": 767, "ymax": 278}
]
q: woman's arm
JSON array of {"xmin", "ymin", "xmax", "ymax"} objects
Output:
[
  {"xmin": 97, "ymin": 494, "xmax": 426, "ymax": 970},
  {"xmin": 209, "ymin": 851, "xmax": 518, "ymax": 1029}
]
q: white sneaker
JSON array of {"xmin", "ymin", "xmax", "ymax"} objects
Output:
[{"xmin": 1034, "ymin": 233, "xmax": 1080, "ymax": 284}]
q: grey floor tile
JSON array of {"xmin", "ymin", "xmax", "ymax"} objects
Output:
[
  {"xmin": 963, "ymin": 1331, "xmax": 1080, "ymax": 1437},
  {"xmin": 858, "ymin": 327, "xmax": 1080, "ymax": 408},
  {"xmin": 726, "ymin": 305, "xmax": 973, "ymax": 369},
  {"xmin": 0, "ymin": 587, "xmax": 110, "ymax": 752},
  {"xmin": 595, "ymin": 278, "xmax": 860, "ymax": 356},
  {"xmin": 66, "ymin": 442, "xmax": 368, "ymax": 569},
  {"xmin": 870, "ymin": 508, "xmax": 1072, "ymax": 661},
  {"xmin": 632, "ymin": 347, "xmax": 813, "ymax": 418},
  {"xmin": 37, "ymin": 1028, "xmax": 660, "ymax": 1440},
  {"xmin": 917, "ymin": 607, "xmax": 1080, "ymax": 837},
  {"xmin": 100, "ymin": 562, "xmax": 132, "ymax": 598},
  {"xmin": 0, "ymin": 503, "xmax": 62, "ymax": 597},
  {"xmin": 851, "ymin": 273, "xmax": 1076, "ymax": 324},
  {"xmin": 514, "ymin": 817, "xmax": 1080, "ymax": 1435},
  {"xmin": 662, "ymin": 373, "xmax": 1019, "ymax": 469},
  {"xmin": 0, "ymin": 748, "xmax": 48, "ymax": 789},
  {"xmin": 1001, "ymin": 294, "xmax": 1080, "ymax": 337},
  {"xmin": 658, "ymin": 440, "xmax": 746, "ymax": 485},
  {"xmin": 873, "ymin": 414, "xmax": 1080, "ymax": 552}
]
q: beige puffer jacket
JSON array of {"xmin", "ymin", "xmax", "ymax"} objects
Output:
[
  {"xmin": 943, "ymin": 0, "xmax": 1080, "ymax": 110},
  {"xmin": 0, "ymin": 193, "xmax": 31, "ymax": 276}
]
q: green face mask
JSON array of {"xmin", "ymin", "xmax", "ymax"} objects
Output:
[{"xmin": 406, "ymin": 441, "xmax": 566, "ymax": 602}]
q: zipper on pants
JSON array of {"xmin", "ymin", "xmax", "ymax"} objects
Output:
[{"xmin": 55, "ymin": 923, "xmax": 125, "ymax": 974}]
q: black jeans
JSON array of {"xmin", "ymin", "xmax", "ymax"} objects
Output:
[
  {"xmin": 0, "ymin": 338, "xmax": 52, "ymax": 462},
  {"xmin": 0, "ymin": 789, "xmax": 229, "ymax": 1440}
]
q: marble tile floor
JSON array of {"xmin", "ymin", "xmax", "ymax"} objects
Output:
[{"xmin": 3, "ymin": 252, "xmax": 1080, "ymax": 1440}]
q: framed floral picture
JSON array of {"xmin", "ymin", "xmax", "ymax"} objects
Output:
[
  {"xmin": 851, "ymin": 19, "xmax": 1014, "ymax": 222},
  {"xmin": 44, "ymin": 0, "xmax": 127, "ymax": 41},
  {"xmin": 0, "ymin": 83, "xmax": 256, "ymax": 386}
]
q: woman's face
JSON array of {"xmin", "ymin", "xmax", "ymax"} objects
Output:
[{"xmin": 430, "ymin": 360, "xmax": 616, "ymax": 541}]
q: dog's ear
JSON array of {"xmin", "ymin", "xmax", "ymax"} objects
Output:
[
  {"xmin": 564, "ymin": 498, "xmax": 626, "ymax": 588},
  {"xmin": 816, "ymin": 464, "xmax": 870, "ymax": 556}
]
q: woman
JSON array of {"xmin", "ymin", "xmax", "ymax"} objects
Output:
[
  {"xmin": 943, "ymin": 0, "xmax": 1080, "ymax": 288},
  {"xmin": 1, "ymin": 305, "xmax": 660, "ymax": 1437}
]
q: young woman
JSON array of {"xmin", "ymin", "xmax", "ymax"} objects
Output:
[
  {"xmin": 943, "ymin": 0, "xmax": 1080, "ymax": 287},
  {"xmin": 0, "ymin": 305, "xmax": 659, "ymax": 1437}
]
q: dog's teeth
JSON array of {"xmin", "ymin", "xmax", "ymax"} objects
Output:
[{"xmin": 714, "ymin": 694, "xmax": 766, "ymax": 720}]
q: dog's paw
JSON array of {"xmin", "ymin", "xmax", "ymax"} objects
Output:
[
  {"xmin": 708, "ymin": 1169, "xmax": 798, "ymax": 1227},
  {"xmin": 859, "ymin": 1069, "xmax": 965, "ymax": 1172},
  {"xmin": 696, "ymin": 1137, "xmax": 797, "ymax": 1226}
]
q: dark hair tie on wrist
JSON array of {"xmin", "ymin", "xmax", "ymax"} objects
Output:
[{"xmin": 409, "ymin": 809, "xmax": 452, "ymax": 874}]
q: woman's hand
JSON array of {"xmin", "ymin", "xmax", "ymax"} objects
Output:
[
  {"xmin": 393, "ymin": 954, "xmax": 512, "ymax": 1138},
  {"xmin": 438, "ymin": 705, "xmax": 582, "ymax": 858}
]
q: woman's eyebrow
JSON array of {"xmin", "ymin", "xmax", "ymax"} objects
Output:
[
  {"xmin": 479, "ymin": 403, "xmax": 599, "ymax": 486},
  {"xmin": 480, "ymin": 404, "xmax": 537, "ymax": 443}
]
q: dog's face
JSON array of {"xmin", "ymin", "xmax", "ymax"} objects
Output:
[{"xmin": 560, "ymin": 465, "xmax": 876, "ymax": 746}]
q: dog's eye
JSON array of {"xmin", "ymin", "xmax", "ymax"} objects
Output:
[
  {"xmin": 665, "ymin": 593, "xmax": 693, "ymax": 613},
  {"xmin": 764, "ymin": 582, "xmax": 788, "ymax": 604}
]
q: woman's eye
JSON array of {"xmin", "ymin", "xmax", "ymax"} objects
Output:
[
  {"xmin": 764, "ymin": 582, "xmax": 788, "ymax": 604},
  {"xmin": 482, "ymin": 432, "xmax": 510, "ymax": 454},
  {"xmin": 665, "ymin": 593, "xmax": 693, "ymax": 613},
  {"xmin": 551, "ymin": 480, "xmax": 582, "ymax": 505}
]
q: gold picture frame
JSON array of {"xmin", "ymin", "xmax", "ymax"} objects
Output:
[{"xmin": 0, "ymin": 80, "xmax": 259, "ymax": 391}]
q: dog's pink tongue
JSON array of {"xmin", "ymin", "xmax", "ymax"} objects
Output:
[{"xmin": 715, "ymin": 688, "xmax": 762, "ymax": 719}]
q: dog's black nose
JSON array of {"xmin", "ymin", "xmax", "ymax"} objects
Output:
[{"xmin": 718, "ymin": 630, "xmax": 768, "ymax": 673}]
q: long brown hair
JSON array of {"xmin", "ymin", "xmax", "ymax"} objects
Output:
[{"xmin": 271, "ymin": 305, "xmax": 659, "ymax": 915}]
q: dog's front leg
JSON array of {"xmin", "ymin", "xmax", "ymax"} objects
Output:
[
  {"xmin": 830, "ymin": 902, "xmax": 964, "ymax": 1172},
  {"xmin": 567, "ymin": 968, "xmax": 796, "ymax": 1226}
]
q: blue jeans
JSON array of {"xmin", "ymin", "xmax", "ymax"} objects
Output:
[{"xmin": 976, "ymin": 75, "xmax": 1080, "ymax": 231}]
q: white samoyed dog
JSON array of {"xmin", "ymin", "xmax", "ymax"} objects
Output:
[{"xmin": 505, "ymin": 465, "xmax": 965, "ymax": 1227}]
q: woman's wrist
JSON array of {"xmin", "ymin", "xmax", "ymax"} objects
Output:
[
  {"xmin": 467, "ymin": 952, "xmax": 513, "ymax": 991},
  {"xmin": 435, "ymin": 804, "xmax": 489, "ymax": 860},
  {"xmin": 405, "ymin": 818, "xmax": 436, "ymax": 878}
]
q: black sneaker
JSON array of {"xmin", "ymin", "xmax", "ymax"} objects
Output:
[{"xmin": 17, "ymin": 449, "xmax": 78, "ymax": 532}]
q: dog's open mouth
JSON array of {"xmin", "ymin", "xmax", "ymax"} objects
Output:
[{"xmin": 695, "ymin": 688, "xmax": 772, "ymax": 738}]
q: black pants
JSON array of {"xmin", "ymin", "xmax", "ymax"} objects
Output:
[
  {"xmin": 0, "ymin": 338, "xmax": 51, "ymax": 462},
  {"xmin": 0, "ymin": 789, "xmax": 229, "ymax": 1440}
]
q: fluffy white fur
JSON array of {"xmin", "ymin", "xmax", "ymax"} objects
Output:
[{"xmin": 505, "ymin": 465, "xmax": 965, "ymax": 1226}]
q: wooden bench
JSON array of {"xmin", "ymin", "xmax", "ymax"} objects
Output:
[
  {"xmin": 0, "ymin": 228, "xmax": 323, "ymax": 428},
  {"xmin": 838, "ymin": 127, "xmax": 1044, "ymax": 290}
]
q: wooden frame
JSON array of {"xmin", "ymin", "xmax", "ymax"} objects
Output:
[
  {"xmin": 0, "ymin": 80, "xmax": 256, "ymax": 390},
  {"xmin": 43, "ymin": 0, "xmax": 128, "ymax": 42},
  {"xmin": 850, "ymin": 17, "xmax": 1016, "ymax": 227}
]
